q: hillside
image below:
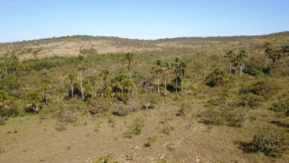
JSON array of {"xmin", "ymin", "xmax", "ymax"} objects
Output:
[{"xmin": 0, "ymin": 32, "xmax": 289, "ymax": 163}]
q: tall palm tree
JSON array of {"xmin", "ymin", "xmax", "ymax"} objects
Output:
[
  {"xmin": 76, "ymin": 55, "xmax": 87, "ymax": 100},
  {"xmin": 172, "ymin": 57, "xmax": 180, "ymax": 92},
  {"xmin": 225, "ymin": 50, "xmax": 236, "ymax": 75},
  {"xmin": 99, "ymin": 69, "xmax": 111, "ymax": 97},
  {"xmin": 281, "ymin": 45, "xmax": 289, "ymax": 72},
  {"xmin": 67, "ymin": 73, "xmax": 76, "ymax": 98},
  {"xmin": 237, "ymin": 50, "xmax": 248, "ymax": 76},
  {"xmin": 161, "ymin": 61, "xmax": 170, "ymax": 92},
  {"xmin": 263, "ymin": 42, "xmax": 272, "ymax": 69},
  {"xmin": 125, "ymin": 53, "xmax": 135, "ymax": 78},
  {"xmin": 179, "ymin": 61, "xmax": 187, "ymax": 92},
  {"xmin": 268, "ymin": 49, "xmax": 281, "ymax": 72},
  {"xmin": 152, "ymin": 60, "xmax": 162, "ymax": 94}
]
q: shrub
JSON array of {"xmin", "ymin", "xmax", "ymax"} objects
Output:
[
  {"xmin": 0, "ymin": 117, "xmax": 5, "ymax": 125},
  {"xmin": 240, "ymin": 128, "xmax": 289, "ymax": 157},
  {"xmin": 144, "ymin": 136, "xmax": 157, "ymax": 147},
  {"xmin": 123, "ymin": 117, "xmax": 145, "ymax": 138},
  {"xmin": 198, "ymin": 109, "xmax": 224, "ymax": 127},
  {"xmin": 237, "ymin": 93, "xmax": 265, "ymax": 107},
  {"xmin": 58, "ymin": 108, "xmax": 77, "ymax": 123},
  {"xmin": 112, "ymin": 103, "xmax": 129, "ymax": 116},
  {"xmin": 224, "ymin": 110, "xmax": 246, "ymax": 127},
  {"xmin": 89, "ymin": 99, "xmax": 110, "ymax": 115},
  {"xmin": 205, "ymin": 68, "xmax": 230, "ymax": 87},
  {"xmin": 240, "ymin": 80, "xmax": 278, "ymax": 99},
  {"xmin": 127, "ymin": 100, "xmax": 141, "ymax": 112},
  {"xmin": 269, "ymin": 98, "xmax": 289, "ymax": 116},
  {"xmin": 243, "ymin": 58, "xmax": 264, "ymax": 76},
  {"xmin": 161, "ymin": 123, "xmax": 175, "ymax": 135},
  {"xmin": 176, "ymin": 101, "xmax": 193, "ymax": 116}
]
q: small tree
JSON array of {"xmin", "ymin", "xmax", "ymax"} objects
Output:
[
  {"xmin": 281, "ymin": 45, "xmax": 289, "ymax": 72},
  {"xmin": 152, "ymin": 60, "xmax": 162, "ymax": 94},
  {"xmin": 67, "ymin": 73, "xmax": 76, "ymax": 98}
]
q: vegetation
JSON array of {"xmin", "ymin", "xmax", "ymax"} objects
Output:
[{"xmin": 0, "ymin": 33, "xmax": 289, "ymax": 162}]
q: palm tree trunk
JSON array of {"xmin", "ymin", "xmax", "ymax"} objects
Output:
[
  {"xmin": 80, "ymin": 71, "xmax": 84, "ymax": 100},
  {"xmin": 164, "ymin": 76, "xmax": 167, "ymax": 92},
  {"xmin": 181, "ymin": 71, "xmax": 184, "ymax": 92},
  {"xmin": 240, "ymin": 62, "xmax": 243, "ymax": 76},
  {"xmin": 175, "ymin": 73, "xmax": 178, "ymax": 93},
  {"xmin": 71, "ymin": 84, "xmax": 74, "ymax": 98},
  {"xmin": 229, "ymin": 61, "xmax": 232, "ymax": 75},
  {"xmin": 157, "ymin": 72, "xmax": 160, "ymax": 94},
  {"xmin": 44, "ymin": 89, "xmax": 47, "ymax": 105}
]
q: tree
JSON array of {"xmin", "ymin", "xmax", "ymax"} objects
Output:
[
  {"xmin": 263, "ymin": 42, "xmax": 272, "ymax": 68},
  {"xmin": 179, "ymin": 61, "xmax": 187, "ymax": 92},
  {"xmin": 172, "ymin": 57, "xmax": 180, "ymax": 92},
  {"xmin": 225, "ymin": 50, "xmax": 237, "ymax": 75},
  {"xmin": 161, "ymin": 61, "xmax": 170, "ymax": 92},
  {"xmin": 76, "ymin": 55, "xmax": 87, "ymax": 100},
  {"xmin": 268, "ymin": 49, "xmax": 281, "ymax": 72},
  {"xmin": 281, "ymin": 45, "xmax": 289, "ymax": 72},
  {"xmin": 152, "ymin": 60, "xmax": 162, "ymax": 94},
  {"xmin": 125, "ymin": 53, "xmax": 135, "ymax": 78},
  {"xmin": 237, "ymin": 50, "xmax": 248, "ymax": 76},
  {"xmin": 39, "ymin": 69, "xmax": 51, "ymax": 105},
  {"xmin": 67, "ymin": 73, "xmax": 76, "ymax": 98},
  {"xmin": 99, "ymin": 69, "xmax": 111, "ymax": 97}
]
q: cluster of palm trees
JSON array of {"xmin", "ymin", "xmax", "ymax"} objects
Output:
[
  {"xmin": 263, "ymin": 42, "xmax": 289, "ymax": 73},
  {"xmin": 152, "ymin": 57, "xmax": 187, "ymax": 94},
  {"xmin": 224, "ymin": 49, "xmax": 248, "ymax": 76}
]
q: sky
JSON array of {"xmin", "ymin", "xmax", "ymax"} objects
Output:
[{"xmin": 0, "ymin": 0, "xmax": 289, "ymax": 43}]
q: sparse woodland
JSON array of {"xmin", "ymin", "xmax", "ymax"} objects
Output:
[{"xmin": 0, "ymin": 33, "xmax": 289, "ymax": 162}]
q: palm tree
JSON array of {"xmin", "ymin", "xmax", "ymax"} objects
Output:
[
  {"xmin": 172, "ymin": 57, "xmax": 180, "ymax": 92},
  {"xmin": 67, "ymin": 73, "xmax": 76, "ymax": 98},
  {"xmin": 40, "ymin": 79, "xmax": 50, "ymax": 105},
  {"xmin": 76, "ymin": 55, "xmax": 87, "ymax": 100},
  {"xmin": 99, "ymin": 69, "xmax": 111, "ymax": 97},
  {"xmin": 268, "ymin": 49, "xmax": 281, "ymax": 72},
  {"xmin": 179, "ymin": 61, "xmax": 187, "ymax": 92},
  {"xmin": 281, "ymin": 45, "xmax": 289, "ymax": 72},
  {"xmin": 125, "ymin": 53, "xmax": 135, "ymax": 78},
  {"xmin": 152, "ymin": 60, "xmax": 162, "ymax": 94},
  {"xmin": 161, "ymin": 61, "xmax": 170, "ymax": 92},
  {"xmin": 263, "ymin": 42, "xmax": 272, "ymax": 68},
  {"xmin": 224, "ymin": 50, "xmax": 236, "ymax": 75},
  {"xmin": 237, "ymin": 50, "xmax": 248, "ymax": 76}
]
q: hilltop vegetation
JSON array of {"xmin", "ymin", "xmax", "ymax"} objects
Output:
[{"xmin": 0, "ymin": 33, "xmax": 289, "ymax": 162}]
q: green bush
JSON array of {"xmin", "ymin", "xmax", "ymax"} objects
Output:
[
  {"xmin": 240, "ymin": 80, "xmax": 278, "ymax": 99},
  {"xmin": 198, "ymin": 109, "xmax": 224, "ymax": 126},
  {"xmin": 176, "ymin": 101, "xmax": 193, "ymax": 116},
  {"xmin": 269, "ymin": 98, "xmax": 289, "ymax": 116},
  {"xmin": 224, "ymin": 110, "xmax": 246, "ymax": 128},
  {"xmin": 58, "ymin": 108, "xmax": 77, "ymax": 123},
  {"xmin": 205, "ymin": 68, "xmax": 230, "ymax": 87},
  {"xmin": 123, "ymin": 117, "xmax": 145, "ymax": 138},
  {"xmin": 144, "ymin": 136, "xmax": 157, "ymax": 147},
  {"xmin": 237, "ymin": 93, "xmax": 265, "ymax": 107},
  {"xmin": 243, "ymin": 58, "xmax": 264, "ymax": 76},
  {"xmin": 161, "ymin": 123, "xmax": 175, "ymax": 135},
  {"xmin": 240, "ymin": 128, "xmax": 289, "ymax": 157},
  {"xmin": 112, "ymin": 103, "xmax": 129, "ymax": 116}
]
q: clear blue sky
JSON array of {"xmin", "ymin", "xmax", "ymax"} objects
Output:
[{"xmin": 0, "ymin": 0, "xmax": 288, "ymax": 42}]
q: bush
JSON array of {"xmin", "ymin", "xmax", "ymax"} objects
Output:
[
  {"xmin": 269, "ymin": 98, "xmax": 289, "ymax": 116},
  {"xmin": 176, "ymin": 101, "xmax": 193, "ymax": 116},
  {"xmin": 205, "ymin": 68, "xmax": 230, "ymax": 87},
  {"xmin": 240, "ymin": 80, "xmax": 278, "ymax": 99},
  {"xmin": 0, "ymin": 104, "xmax": 19, "ymax": 118},
  {"xmin": 240, "ymin": 128, "xmax": 289, "ymax": 157},
  {"xmin": 243, "ymin": 58, "xmax": 264, "ymax": 76},
  {"xmin": 58, "ymin": 108, "xmax": 77, "ymax": 123},
  {"xmin": 224, "ymin": 110, "xmax": 246, "ymax": 127},
  {"xmin": 89, "ymin": 99, "xmax": 111, "ymax": 115},
  {"xmin": 112, "ymin": 103, "xmax": 129, "ymax": 116},
  {"xmin": 198, "ymin": 109, "xmax": 224, "ymax": 127},
  {"xmin": 144, "ymin": 136, "xmax": 157, "ymax": 147},
  {"xmin": 123, "ymin": 117, "xmax": 145, "ymax": 138},
  {"xmin": 161, "ymin": 124, "xmax": 175, "ymax": 135},
  {"xmin": 237, "ymin": 93, "xmax": 265, "ymax": 107}
]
